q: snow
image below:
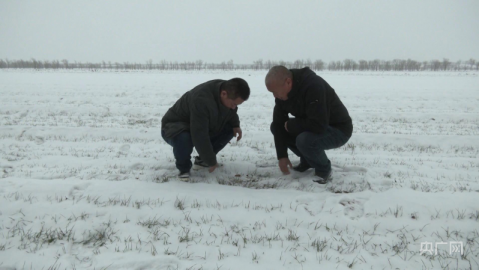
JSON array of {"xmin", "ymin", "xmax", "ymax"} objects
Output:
[{"xmin": 0, "ymin": 70, "xmax": 478, "ymax": 269}]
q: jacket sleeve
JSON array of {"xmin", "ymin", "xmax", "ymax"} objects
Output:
[
  {"xmin": 272, "ymin": 101, "xmax": 290, "ymax": 159},
  {"xmin": 190, "ymin": 99, "xmax": 217, "ymax": 166},
  {"xmin": 273, "ymin": 100, "xmax": 289, "ymax": 124},
  {"xmin": 287, "ymin": 84, "xmax": 328, "ymax": 135},
  {"xmin": 228, "ymin": 109, "xmax": 240, "ymax": 128}
]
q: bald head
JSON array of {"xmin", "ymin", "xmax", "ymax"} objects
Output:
[
  {"xmin": 265, "ymin": 65, "xmax": 292, "ymax": 85},
  {"xmin": 265, "ymin": 65, "xmax": 293, "ymax": 101}
]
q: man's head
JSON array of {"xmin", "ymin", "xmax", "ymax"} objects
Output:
[
  {"xmin": 220, "ymin": 78, "xmax": 250, "ymax": 110},
  {"xmin": 265, "ymin": 66, "xmax": 293, "ymax": 101}
]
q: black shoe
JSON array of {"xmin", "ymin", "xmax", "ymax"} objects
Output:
[
  {"xmin": 293, "ymin": 162, "xmax": 311, "ymax": 173},
  {"xmin": 313, "ymin": 170, "xmax": 332, "ymax": 185},
  {"xmin": 193, "ymin": 156, "xmax": 209, "ymax": 169},
  {"xmin": 178, "ymin": 171, "xmax": 190, "ymax": 181}
]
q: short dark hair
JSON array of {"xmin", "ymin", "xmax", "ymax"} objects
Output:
[
  {"xmin": 221, "ymin": 78, "xmax": 250, "ymax": 101},
  {"xmin": 265, "ymin": 65, "xmax": 292, "ymax": 85}
]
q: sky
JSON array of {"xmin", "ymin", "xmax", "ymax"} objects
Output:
[{"xmin": 1, "ymin": 0, "xmax": 478, "ymax": 63}]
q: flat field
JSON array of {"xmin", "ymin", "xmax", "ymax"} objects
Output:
[{"xmin": 0, "ymin": 70, "xmax": 478, "ymax": 269}]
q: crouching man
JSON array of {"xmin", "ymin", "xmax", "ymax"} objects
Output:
[
  {"xmin": 161, "ymin": 78, "xmax": 250, "ymax": 179},
  {"xmin": 266, "ymin": 66, "xmax": 352, "ymax": 184}
]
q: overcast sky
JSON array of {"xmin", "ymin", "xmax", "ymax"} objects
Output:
[{"xmin": 1, "ymin": 0, "xmax": 478, "ymax": 63}]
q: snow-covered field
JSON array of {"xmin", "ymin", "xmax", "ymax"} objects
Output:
[{"xmin": 0, "ymin": 70, "xmax": 478, "ymax": 270}]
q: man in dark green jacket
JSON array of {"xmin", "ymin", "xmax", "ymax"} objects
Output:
[
  {"xmin": 161, "ymin": 78, "xmax": 250, "ymax": 179},
  {"xmin": 266, "ymin": 66, "xmax": 352, "ymax": 184}
]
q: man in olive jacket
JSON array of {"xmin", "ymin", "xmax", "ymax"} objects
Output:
[
  {"xmin": 161, "ymin": 78, "xmax": 250, "ymax": 179},
  {"xmin": 266, "ymin": 66, "xmax": 352, "ymax": 184}
]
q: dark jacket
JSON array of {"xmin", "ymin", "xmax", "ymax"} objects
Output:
[
  {"xmin": 273, "ymin": 67, "xmax": 353, "ymax": 159},
  {"xmin": 161, "ymin": 80, "xmax": 240, "ymax": 166}
]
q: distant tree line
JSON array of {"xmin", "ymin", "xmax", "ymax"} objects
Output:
[{"xmin": 0, "ymin": 58, "xmax": 478, "ymax": 71}]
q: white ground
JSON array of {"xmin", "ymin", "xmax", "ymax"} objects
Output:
[{"xmin": 0, "ymin": 70, "xmax": 478, "ymax": 270}]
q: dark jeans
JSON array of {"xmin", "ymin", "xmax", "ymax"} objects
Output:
[
  {"xmin": 161, "ymin": 128, "xmax": 234, "ymax": 173},
  {"xmin": 270, "ymin": 123, "xmax": 350, "ymax": 176}
]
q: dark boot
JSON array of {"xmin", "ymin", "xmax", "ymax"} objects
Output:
[
  {"xmin": 293, "ymin": 162, "xmax": 311, "ymax": 172},
  {"xmin": 313, "ymin": 170, "xmax": 332, "ymax": 185},
  {"xmin": 193, "ymin": 156, "xmax": 209, "ymax": 170},
  {"xmin": 178, "ymin": 171, "xmax": 190, "ymax": 181}
]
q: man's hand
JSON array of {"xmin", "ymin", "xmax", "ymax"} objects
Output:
[
  {"xmin": 209, "ymin": 163, "xmax": 219, "ymax": 173},
  {"xmin": 233, "ymin": 127, "xmax": 242, "ymax": 141},
  {"xmin": 278, "ymin": 158, "xmax": 293, "ymax": 175},
  {"xmin": 284, "ymin": 121, "xmax": 288, "ymax": 132}
]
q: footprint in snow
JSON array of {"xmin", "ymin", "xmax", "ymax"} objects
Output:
[
  {"xmin": 35, "ymin": 136, "xmax": 45, "ymax": 145},
  {"xmin": 68, "ymin": 183, "xmax": 91, "ymax": 197},
  {"xmin": 129, "ymin": 163, "xmax": 145, "ymax": 170},
  {"xmin": 18, "ymin": 110, "xmax": 29, "ymax": 119},
  {"xmin": 332, "ymin": 164, "xmax": 368, "ymax": 173},
  {"xmin": 1, "ymin": 168, "xmax": 13, "ymax": 179},
  {"xmin": 119, "ymin": 144, "xmax": 130, "ymax": 154},
  {"xmin": 255, "ymin": 160, "xmax": 277, "ymax": 168},
  {"xmin": 340, "ymin": 198, "xmax": 365, "ymax": 220}
]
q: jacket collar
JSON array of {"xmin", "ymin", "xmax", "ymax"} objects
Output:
[
  {"xmin": 287, "ymin": 70, "xmax": 301, "ymax": 99},
  {"xmin": 287, "ymin": 67, "xmax": 315, "ymax": 99},
  {"xmin": 216, "ymin": 81, "xmax": 223, "ymax": 105}
]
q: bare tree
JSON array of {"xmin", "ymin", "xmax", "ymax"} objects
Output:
[
  {"xmin": 421, "ymin": 61, "xmax": 428, "ymax": 71},
  {"xmin": 305, "ymin": 59, "xmax": 312, "ymax": 68},
  {"xmin": 253, "ymin": 59, "xmax": 263, "ymax": 70},
  {"xmin": 358, "ymin": 60, "xmax": 368, "ymax": 71},
  {"xmin": 455, "ymin": 60, "xmax": 462, "ymax": 71},
  {"xmin": 195, "ymin": 60, "xmax": 203, "ymax": 70},
  {"xmin": 467, "ymin": 58, "xmax": 475, "ymax": 70},
  {"xmin": 146, "ymin": 59, "xmax": 153, "ymax": 70},
  {"xmin": 328, "ymin": 61, "xmax": 337, "ymax": 71},
  {"xmin": 313, "ymin": 59, "xmax": 324, "ymax": 71},
  {"xmin": 343, "ymin": 59, "xmax": 353, "ymax": 71},
  {"xmin": 227, "ymin": 59, "xmax": 234, "ymax": 70},
  {"xmin": 430, "ymin": 60, "xmax": 441, "ymax": 71},
  {"xmin": 1, "ymin": 57, "xmax": 476, "ymax": 71},
  {"xmin": 441, "ymin": 58, "xmax": 451, "ymax": 71},
  {"xmin": 62, "ymin": 59, "xmax": 69, "ymax": 69},
  {"xmin": 293, "ymin": 59, "xmax": 304, "ymax": 69}
]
